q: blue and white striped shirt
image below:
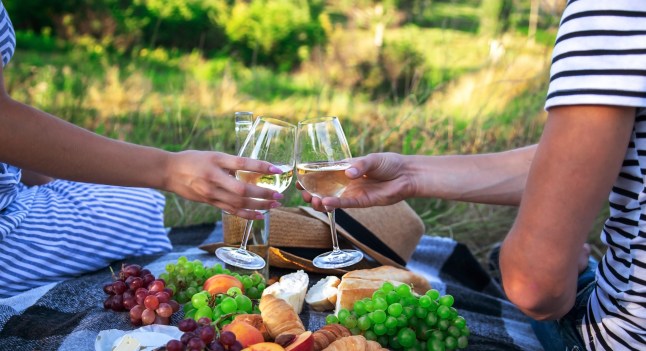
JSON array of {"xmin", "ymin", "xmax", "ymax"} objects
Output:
[{"xmin": 0, "ymin": 0, "xmax": 15, "ymax": 67}]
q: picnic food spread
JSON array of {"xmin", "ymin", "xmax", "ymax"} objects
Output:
[{"xmin": 100, "ymin": 260, "xmax": 470, "ymax": 351}]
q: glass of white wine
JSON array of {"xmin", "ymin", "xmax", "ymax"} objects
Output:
[
  {"xmin": 295, "ymin": 116, "xmax": 363, "ymax": 269},
  {"xmin": 216, "ymin": 117, "xmax": 296, "ymax": 269}
]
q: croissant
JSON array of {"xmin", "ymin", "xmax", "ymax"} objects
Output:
[
  {"xmin": 259, "ymin": 294, "xmax": 306, "ymax": 339},
  {"xmin": 312, "ymin": 324, "xmax": 352, "ymax": 351},
  {"xmin": 322, "ymin": 335, "xmax": 387, "ymax": 351}
]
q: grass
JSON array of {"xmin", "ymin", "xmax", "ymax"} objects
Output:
[{"xmin": 6, "ymin": 19, "xmax": 598, "ymax": 266}]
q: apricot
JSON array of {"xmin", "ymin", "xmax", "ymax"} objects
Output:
[
  {"xmin": 223, "ymin": 321, "xmax": 265, "ymax": 348},
  {"xmin": 203, "ymin": 274, "xmax": 244, "ymax": 295},
  {"xmin": 284, "ymin": 331, "xmax": 313, "ymax": 351},
  {"xmin": 241, "ymin": 342, "xmax": 285, "ymax": 351}
]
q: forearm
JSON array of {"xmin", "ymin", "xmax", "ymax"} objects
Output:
[
  {"xmin": 0, "ymin": 95, "xmax": 170, "ymax": 190},
  {"xmin": 407, "ymin": 145, "xmax": 536, "ymax": 206}
]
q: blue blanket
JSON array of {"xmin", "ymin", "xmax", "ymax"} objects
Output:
[{"xmin": 0, "ymin": 223, "xmax": 543, "ymax": 350}]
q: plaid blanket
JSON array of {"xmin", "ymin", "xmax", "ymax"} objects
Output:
[{"xmin": 0, "ymin": 223, "xmax": 543, "ymax": 351}]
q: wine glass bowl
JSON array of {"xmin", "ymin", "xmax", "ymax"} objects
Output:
[
  {"xmin": 295, "ymin": 116, "xmax": 363, "ymax": 269},
  {"xmin": 216, "ymin": 117, "xmax": 296, "ymax": 269}
]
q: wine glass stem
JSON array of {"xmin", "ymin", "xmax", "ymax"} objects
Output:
[
  {"xmin": 239, "ymin": 219, "xmax": 254, "ymax": 250},
  {"xmin": 327, "ymin": 209, "xmax": 341, "ymax": 252}
]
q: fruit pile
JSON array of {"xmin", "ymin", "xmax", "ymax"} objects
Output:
[
  {"xmin": 102, "ymin": 263, "xmax": 180, "ymax": 325},
  {"xmin": 326, "ymin": 282, "xmax": 469, "ymax": 350},
  {"xmin": 162, "ymin": 257, "xmax": 266, "ymax": 304},
  {"xmin": 184, "ymin": 285, "xmax": 258, "ymax": 325}
]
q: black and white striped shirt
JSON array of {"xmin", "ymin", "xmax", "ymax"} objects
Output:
[
  {"xmin": 0, "ymin": 1, "xmax": 15, "ymax": 67},
  {"xmin": 546, "ymin": 1, "xmax": 646, "ymax": 350}
]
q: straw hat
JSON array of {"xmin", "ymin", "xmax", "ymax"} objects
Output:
[{"xmin": 200, "ymin": 202, "xmax": 425, "ymax": 273}]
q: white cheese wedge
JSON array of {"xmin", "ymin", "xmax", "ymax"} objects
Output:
[
  {"xmin": 112, "ymin": 335, "xmax": 140, "ymax": 351},
  {"xmin": 262, "ymin": 270, "xmax": 309, "ymax": 314},
  {"xmin": 305, "ymin": 276, "xmax": 340, "ymax": 312}
]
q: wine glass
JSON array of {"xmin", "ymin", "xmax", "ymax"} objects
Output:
[
  {"xmin": 216, "ymin": 117, "xmax": 296, "ymax": 269},
  {"xmin": 295, "ymin": 116, "xmax": 364, "ymax": 269}
]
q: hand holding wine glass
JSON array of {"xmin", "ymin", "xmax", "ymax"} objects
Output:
[
  {"xmin": 295, "ymin": 116, "xmax": 363, "ymax": 269},
  {"xmin": 216, "ymin": 117, "xmax": 296, "ymax": 269}
]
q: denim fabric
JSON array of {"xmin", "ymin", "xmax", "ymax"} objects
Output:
[{"xmin": 530, "ymin": 258, "xmax": 597, "ymax": 351}]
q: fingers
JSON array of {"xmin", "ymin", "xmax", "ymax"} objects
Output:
[{"xmin": 215, "ymin": 152, "xmax": 283, "ymax": 175}]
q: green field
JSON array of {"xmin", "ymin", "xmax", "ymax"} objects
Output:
[{"xmin": 7, "ymin": 0, "xmax": 607, "ymax": 263}]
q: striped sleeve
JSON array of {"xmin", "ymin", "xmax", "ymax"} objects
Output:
[
  {"xmin": 0, "ymin": 1, "xmax": 15, "ymax": 67},
  {"xmin": 545, "ymin": 0, "xmax": 646, "ymax": 110}
]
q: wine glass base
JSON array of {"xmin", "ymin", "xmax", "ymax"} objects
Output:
[
  {"xmin": 313, "ymin": 249, "xmax": 363, "ymax": 269},
  {"xmin": 215, "ymin": 247, "xmax": 266, "ymax": 270}
]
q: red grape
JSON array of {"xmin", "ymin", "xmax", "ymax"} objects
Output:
[
  {"xmin": 103, "ymin": 297, "xmax": 112, "ymax": 309},
  {"xmin": 103, "ymin": 283, "xmax": 115, "ymax": 295},
  {"xmin": 123, "ymin": 264, "xmax": 141, "ymax": 278},
  {"xmin": 178, "ymin": 318, "xmax": 198, "ymax": 332},
  {"xmin": 142, "ymin": 274, "xmax": 155, "ymax": 287},
  {"xmin": 123, "ymin": 297, "xmax": 137, "ymax": 310},
  {"xmin": 112, "ymin": 281, "xmax": 127, "ymax": 295},
  {"xmin": 209, "ymin": 341, "xmax": 225, "ymax": 351},
  {"xmin": 229, "ymin": 341, "xmax": 243, "ymax": 351},
  {"xmin": 129, "ymin": 304, "xmax": 144, "ymax": 321},
  {"xmin": 220, "ymin": 331, "xmax": 236, "ymax": 346},
  {"xmin": 168, "ymin": 300, "xmax": 180, "ymax": 313},
  {"xmin": 111, "ymin": 295, "xmax": 124, "ymax": 312},
  {"xmin": 148, "ymin": 280, "xmax": 164, "ymax": 293},
  {"xmin": 141, "ymin": 308, "xmax": 156, "ymax": 325},
  {"xmin": 155, "ymin": 291, "xmax": 170, "ymax": 304},
  {"xmin": 199, "ymin": 326, "xmax": 215, "ymax": 344},
  {"xmin": 187, "ymin": 337, "xmax": 205, "ymax": 350},
  {"xmin": 166, "ymin": 339, "xmax": 183, "ymax": 351},
  {"xmin": 144, "ymin": 295, "xmax": 159, "ymax": 310},
  {"xmin": 156, "ymin": 303, "xmax": 173, "ymax": 318}
]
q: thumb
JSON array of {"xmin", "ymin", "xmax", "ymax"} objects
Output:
[{"xmin": 346, "ymin": 154, "xmax": 381, "ymax": 179}]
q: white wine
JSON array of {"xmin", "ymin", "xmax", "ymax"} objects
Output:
[
  {"xmin": 296, "ymin": 161, "xmax": 351, "ymax": 198},
  {"xmin": 236, "ymin": 164, "xmax": 294, "ymax": 194}
]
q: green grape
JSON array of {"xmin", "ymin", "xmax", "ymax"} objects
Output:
[
  {"xmin": 427, "ymin": 338, "xmax": 446, "ymax": 351},
  {"xmin": 350, "ymin": 327, "xmax": 361, "ymax": 335},
  {"xmin": 184, "ymin": 262, "xmax": 195, "ymax": 274},
  {"xmin": 381, "ymin": 281, "xmax": 395, "ymax": 293},
  {"xmin": 183, "ymin": 302, "xmax": 195, "ymax": 314},
  {"xmin": 247, "ymin": 286, "xmax": 260, "ymax": 300},
  {"xmin": 396, "ymin": 315, "xmax": 408, "ymax": 327},
  {"xmin": 326, "ymin": 314, "xmax": 339, "ymax": 324},
  {"xmin": 192, "ymin": 259, "xmax": 202, "ymax": 266},
  {"xmin": 177, "ymin": 291, "xmax": 188, "ymax": 304},
  {"xmin": 372, "ymin": 290, "xmax": 386, "ymax": 301},
  {"xmin": 439, "ymin": 294, "xmax": 454, "ymax": 307},
  {"xmin": 445, "ymin": 336, "xmax": 457, "ymax": 349},
  {"xmin": 185, "ymin": 308, "xmax": 197, "ymax": 320},
  {"xmin": 372, "ymin": 323, "xmax": 387, "ymax": 336},
  {"xmin": 188, "ymin": 280, "xmax": 198, "ymax": 288},
  {"xmin": 448, "ymin": 326, "xmax": 461, "ymax": 338},
  {"xmin": 389, "ymin": 335, "xmax": 401, "ymax": 349},
  {"xmin": 227, "ymin": 287, "xmax": 243, "ymax": 297},
  {"xmin": 220, "ymin": 297, "xmax": 238, "ymax": 314},
  {"xmin": 419, "ymin": 295, "xmax": 431, "ymax": 308},
  {"xmin": 222, "ymin": 269, "xmax": 231, "ymax": 275},
  {"xmin": 241, "ymin": 276, "xmax": 253, "ymax": 290},
  {"xmin": 403, "ymin": 306, "xmax": 415, "ymax": 319},
  {"xmin": 177, "ymin": 256, "xmax": 188, "ymax": 264},
  {"xmin": 397, "ymin": 328, "xmax": 416, "ymax": 348},
  {"xmin": 437, "ymin": 319, "xmax": 450, "ymax": 331},
  {"xmin": 414, "ymin": 306, "xmax": 428, "ymax": 319},
  {"xmin": 191, "ymin": 292, "xmax": 209, "ymax": 309},
  {"xmin": 213, "ymin": 263, "xmax": 223, "ymax": 274},
  {"xmin": 386, "ymin": 327, "xmax": 398, "ymax": 336},
  {"xmin": 344, "ymin": 315, "xmax": 358, "ymax": 329},
  {"xmin": 353, "ymin": 300, "xmax": 367, "ymax": 316},
  {"xmin": 185, "ymin": 286, "xmax": 198, "ymax": 297},
  {"xmin": 257, "ymin": 283, "xmax": 266, "ymax": 291},
  {"xmin": 364, "ymin": 330, "xmax": 378, "ymax": 341},
  {"xmin": 425, "ymin": 312, "xmax": 438, "ymax": 327},
  {"xmin": 193, "ymin": 265, "xmax": 205, "ymax": 278},
  {"xmin": 165, "ymin": 263, "xmax": 175, "ymax": 273},
  {"xmin": 166, "ymin": 283, "xmax": 177, "ymax": 295},
  {"xmin": 437, "ymin": 305, "xmax": 451, "ymax": 319},
  {"xmin": 373, "ymin": 298, "xmax": 388, "ymax": 311},
  {"xmin": 452, "ymin": 316, "xmax": 466, "ymax": 329},
  {"xmin": 370, "ymin": 310, "xmax": 387, "ymax": 324},
  {"xmin": 408, "ymin": 316, "xmax": 420, "ymax": 328},
  {"xmin": 457, "ymin": 335, "xmax": 469, "ymax": 349},
  {"xmin": 195, "ymin": 305, "xmax": 213, "ymax": 321},
  {"xmin": 449, "ymin": 307, "xmax": 458, "ymax": 320},
  {"xmin": 338, "ymin": 308, "xmax": 350, "ymax": 323},
  {"xmin": 416, "ymin": 324, "xmax": 429, "ymax": 341},
  {"xmin": 235, "ymin": 294, "xmax": 253, "ymax": 312},
  {"xmin": 461, "ymin": 326, "xmax": 470, "ymax": 337},
  {"xmin": 387, "ymin": 303, "xmax": 403, "ymax": 317},
  {"xmin": 385, "ymin": 291, "xmax": 400, "ymax": 305},
  {"xmin": 403, "ymin": 296, "xmax": 419, "ymax": 307},
  {"xmin": 377, "ymin": 335, "xmax": 389, "ymax": 348},
  {"xmin": 426, "ymin": 289, "xmax": 440, "ymax": 301},
  {"xmin": 178, "ymin": 268, "xmax": 189, "ymax": 277},
  {"xmin": 364, "ymin": 300, "xmax": 375, "ymax": 313},
  {"xmin": 395, "ymin": 284, "xmax": 412, "ymax": 298},
  {"xmin": 429, "ymin": 330, "xmax": 445, "ymax": 341},
  {"xmin": 212, "ymin": 307, "xmax": 222, "ymax": 320},
  {"xmin": 357, "ymin": 315, "xmax": 372, "ymax": 331},
  {"xmin": 426, "ymin": 299, "xmax": 439, "ymax": 312},
  {"xmin": 384, "ymin": 316, "xmax": 398, "ymax": 329},
  {"xmin": 250, "ymin": 273, "xmax": 262, "ymax": 285}
]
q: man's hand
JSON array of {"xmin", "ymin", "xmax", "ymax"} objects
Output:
[{"xmin": 298, "ymin": 152, "xmax": 415, "ymax": 211}]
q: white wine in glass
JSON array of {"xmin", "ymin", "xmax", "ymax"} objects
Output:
[
  {"xmin": 216, "ymin": 117, "xmax": 296, "ymax": 269},
  {"xmin": 296, "ymin": 116, "xmax": 363, "ymax": 269}
]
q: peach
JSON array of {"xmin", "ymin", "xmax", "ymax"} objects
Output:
[
  {"xmin": 203, "ymin": 274, "xmax": 244, "ymax": 295},
  {"xmin": 284, "ymin": 331, "xmax": 314, "ymax": 351},
  {"xmin": 223, "ymin": 321, "xmax": 265, "ymax": 348},
  {"xmin": 242, "ymin": 342, "xmax": 285, "ymax": 351}
]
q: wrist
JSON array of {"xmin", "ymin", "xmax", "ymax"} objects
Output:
[{"xmin": 401, "ymin": 155, "xmax": 424, "ymax": 198}]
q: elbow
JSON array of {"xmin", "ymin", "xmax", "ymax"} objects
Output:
[{"xmin": 502, "ymin": 272, "xmax": 576, "ymax": 321}]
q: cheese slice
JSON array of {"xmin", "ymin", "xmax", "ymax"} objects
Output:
[{"xmin": 262, "ymin": 270, "xmax": 309, "ymax": 314}]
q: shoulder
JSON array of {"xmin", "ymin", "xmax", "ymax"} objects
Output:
[{"xmin": 546, "ymin": 0, "xmax": 646, "ymax": 110}]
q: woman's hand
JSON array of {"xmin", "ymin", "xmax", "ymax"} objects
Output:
[
  {"xmin": 164, "ymin": 150, "xmax": 284, "ymax": 219},
  {"xmin": 298, "ymin": 152, "xmax": 416, "ymax": 211}
]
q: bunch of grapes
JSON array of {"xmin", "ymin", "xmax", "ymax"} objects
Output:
[
  {"xmin": 184, "ymin": 287, "xmax": 258, "ymax": 326},
  {"xmin": 326, "ymin": 282, "xmax": 469, "ymax": 351},
  {"xmin": 102, "ymin": 263, "xmax": 180, "ymax": 326},
  {"xmin": 162, "ymin": 256, "xmax": 266, "ymax": 304},
  {"xmin": 166, "ymin": 318, "xmax": 243, "ymax": 351}
]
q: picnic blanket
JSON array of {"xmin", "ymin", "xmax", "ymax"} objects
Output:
[{"xmin": 0, "ymin": 223, "xmax": 543, "ymax": 351}]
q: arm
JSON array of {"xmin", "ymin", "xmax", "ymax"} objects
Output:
[
  {"xmin": 500, "ymin": 105, "xmax": 634, "ymax": 320},
  {"xmin": 19, "ymin": 170, "xmax": 54, "ymax": 186},
  {"xmin": 303, "ymin": 145, "xmax": 535, "ymax": 210},
  {"xmin": 0, "ymin": 66, "xmax": 283, "ymax": 219}
]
